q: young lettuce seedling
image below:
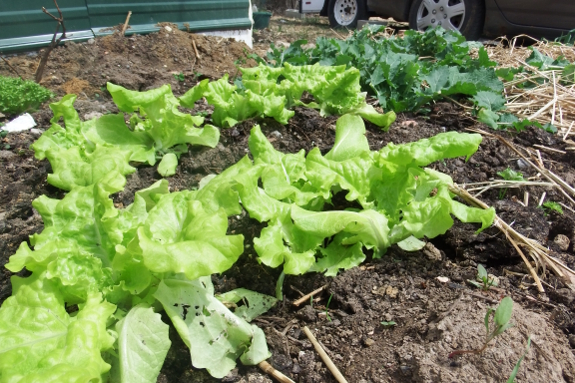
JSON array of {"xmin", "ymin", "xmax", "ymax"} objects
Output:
[
  {"xmin": 468, "ymin": 264, "xmax": 498, "ymax": 291},
  {"xmin": 449, "ymin": 296, "xmax": 514, "ymax": 358}
]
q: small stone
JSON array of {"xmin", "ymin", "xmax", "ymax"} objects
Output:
[
  {"xmin": 270, "ymin": 130, "xmax": 283, "ymax": 139},
  {"xmin": 0, "ymin": 112, "xmax": 5, "ymax": 118},
  {"xmin": 385, "ymin": 285, "xmax": 398, "ymax": 299},
  {"xmin": 554, "ymin": 234, "xmax": 570, "ymax": 251},
  {"xmin": 423, "ymin": 242, "xmax": 442, "ymax": 261},
  {"xmin": 517, "ymin": 159, "xmax": 528, "ymax": 169},
  {"xmin": 30, "ymin": 128, "xmax": 42, "ymax": 136},
  {"xmin": 569, "ymin": 334, "xmax": 575, "ymax": 348},
  {"xmin": 363, "ymin": 338, "xmax": 375, "ymax": 347},
  {"xmin": 436, "ymin": 276, "xmax": 449, "ymax": 283},
  {"xmin": 164, "ymin": 26, "xmax": 173, "ymax": 32},
  {"xmin": 87, "ymin": 38, "xmax": 95, "ymax": 45}
]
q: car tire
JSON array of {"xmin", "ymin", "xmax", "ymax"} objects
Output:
[
  {"xmin": 408, "ymin": 0, "xmax": 485, "ymax": 40},
  {"xmin": 328, "ymin": 0, "xmax": 367, "ymax": 28}
]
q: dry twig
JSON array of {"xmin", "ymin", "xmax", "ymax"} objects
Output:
[
  {"xmin": 293, "ymin": 284, "xmax": 328, "ymax": 307},
  {"xmin": 35, "ymin": 0, "xmax": 66, "ymax": 83},
  {"xmin": 121, "ymin": 11, "xmax": 132, "ymax": 35},
  {"xmin": 302, "ymin": 326, "xmax": 348, "ymax": 383},
  {"xmin": 1, "ymin": 57, "xmax": 22, "ymax": 78},
  {"xmin": 258, "ymin": 361, "xmax": 295, "ymax": 383},
  {"xmin": 450, "ymin": 184, "xmax": 575, "ymax": 292}
]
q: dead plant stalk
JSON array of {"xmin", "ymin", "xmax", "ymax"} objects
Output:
[{"xmin": 35, "ymin": 0, "xmax": 66, "ymax": 83}]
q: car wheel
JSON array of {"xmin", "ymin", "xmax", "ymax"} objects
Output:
[
  {"xmin": 408, "ymin": 0, "xmax": 485, "ymax": 40},
  {"xmin": 328, "ymin": 0, "xmax": 367, "ymax": 28}
]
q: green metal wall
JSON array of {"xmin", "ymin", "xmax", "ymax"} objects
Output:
[{"xmin": 0, "ymin": 0, "xmax": 251, "ymax": 52}]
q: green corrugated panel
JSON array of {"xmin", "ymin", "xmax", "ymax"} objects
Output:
[
  {"xmin": 0, "ymin": 0, "xmax": 251, "ymax": 52},
  {"xmin": 87, "ymin": 0, "xmax": 251, "ymax": 35},
  {"xmin": 0, "ymin": 0, "xmax": 93, "ymax": 51}
]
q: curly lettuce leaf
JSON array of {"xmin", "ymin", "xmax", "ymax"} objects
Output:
[
  {"xmin": 123, "ymin": 192, "xmax": 244, "ymax": 280},
  {"xmin": 0, "ymin": 274, "xmax": 116, "ymax": 383}
]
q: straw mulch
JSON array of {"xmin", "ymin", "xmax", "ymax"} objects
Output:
[{"xmin": 487, "ymin": 36, "xmax": 575, "ymax": 149}]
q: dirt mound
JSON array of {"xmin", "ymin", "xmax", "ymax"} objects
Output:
[{"xmin": 0, "ymin": 27, "xmax": 256, "ymax": 99}]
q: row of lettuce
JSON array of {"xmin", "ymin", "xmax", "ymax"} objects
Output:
[
  {"xmin": 0, "ymin": 58, "xmax": 497, "ymax": 382},
  {"xmin": 266, "ymin": 26, "xmax": 574, "ymax": 132}
]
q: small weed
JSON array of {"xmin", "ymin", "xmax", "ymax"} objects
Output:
[
  {"xmin": 380, "ymin": 321, "xmax": 397, "ymax": 328},
  {"xmin": 497, "ymin": 167, "xmax": 524, "ymax": 199},
  {"xmin": 541, "ymin": 201, "xmax": 563, "ymax": 215},
  {"xmin": 325, "ymin": 294, "xmax": 333, "ymax": 322},
  {"xmin": 449, "ymin": 296, "xmax": 514, "ymax": 358},
  {"xmin": 0, "ymin": 130, "xmax": 7, "ymax": 139},
  {"xmin": 507, "ymin": 336, "xmax": 531, "ymax": 383},
  {"xmin": 173, "ymin": 72, "xmax": 185, "ymax": 82},
  {"xmin": 468, "ymin": 264, "xmax": 498, "ymax": 291}
]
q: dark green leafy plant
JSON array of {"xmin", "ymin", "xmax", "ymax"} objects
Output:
[
  {"xmin": 0, "ymin": 75, "xmax": 54, "ymax": 115},
  {"xmin": 449, "ymin": 296, "xmax": 514, "ymax": 358}
]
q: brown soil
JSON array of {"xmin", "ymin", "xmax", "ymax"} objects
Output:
[{"xmin": 1, "ymin": 19, "xmax": 575, "ymax": 383}]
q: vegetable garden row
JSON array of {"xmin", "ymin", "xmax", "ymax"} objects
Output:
[{"xmin": 1, "ymin": 26, "xmax": 573, "ymax": 382}]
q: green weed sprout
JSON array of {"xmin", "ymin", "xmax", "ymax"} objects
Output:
[
  {"xmin": 380, "ymin": 321, "xmax": 397, "ymax": 328},
  {"xmin": 497, "ymin": 167, "xmax": 524, "ymax": 199},
  {"xmin": 449, "ymin": 296, "xmax": 514, "ymax": 358},
  {"xmin": 172, "ymin": 72, "xmax": 185, "ymax": 82},
  {"xmin": 507, "ymin": 336, "xmax": 531, "ymax": 383},
  {"xmin": 542, "ymin": 201, "xmax": 563, "ymax": 215},
  {"xmin": 325, "ymin": 294, "xmax": 333, "ymax": 322},
  {"xmin": 468, "ymin": 264, "xmax": 498, "ymax": 291}
]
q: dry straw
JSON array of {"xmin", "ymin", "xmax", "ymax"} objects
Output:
[{"xmin": 486, "ymin": 35, "xmax": 575, "ymax": 151}]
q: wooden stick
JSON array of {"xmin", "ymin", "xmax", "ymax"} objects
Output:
[
  {"xmin": 532, "ymin": 144, "xmax": 566, "ymax": 154},
  {"xmin": 293, "ymin": 284, "xmax": 328, "ymax": 307},
  {"xmin": 121, "ymin": 11, "xmax": 132, "ymax": 35},
  {"xmin": 302, "ymin": 326, "xmax": 348, "ymax": 383},
  {"xmin": 191, "ymin": 37, "xmax": 201, "ymax": 59},
  {"xmin": 258, "ymin": 361, "xmax": 296, "ymax": 383}
]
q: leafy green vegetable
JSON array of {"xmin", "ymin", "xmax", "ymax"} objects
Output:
[
  {"xmin": 157, "ymin": 152, "xmax": 178, "ymax": 177},
  {"xmin": 265, "ymin": 27, "xmax": 503, "ymax": 115},
  {"xmin": 111, "ymin": 304, "xmax": 171, "ymax": 383},
  {"xmin": 0, "ymin": 75, "xmax": 54, "ymax": 115},
  {"xmin": 179, "ymin": 64, "xmax": 396, "ymax": 129},
  {"xmin": 0, "ymin": 274, "xmax": 115, "ymax": 382},
  {"xmin": 154, "ymin": 278, "xmax": 271, "ymax": 378}
]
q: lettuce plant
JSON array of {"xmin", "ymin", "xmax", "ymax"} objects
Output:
[
  {"xmin": 0, "ymin": 81, "xmax": 492, "ymax": 381},
  {"xmin": 0, "ymin": 75, "xmax": 54, "ymax": 115}
]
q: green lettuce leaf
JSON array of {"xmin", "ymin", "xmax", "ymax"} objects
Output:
[
  {"xmin": 0, "ymin": 274, "xmax": 115, "ymax": 383},
  {"xmin": 124, "ymin": 192, "xmax": 244, "ymax": 280},
  {"xmin": 112, "ymin": 304, "xmax": 171, "ymax": 383},
  {"xmin": 154, "ymin": 278, "xmax": 271, "ymax": 378}
]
